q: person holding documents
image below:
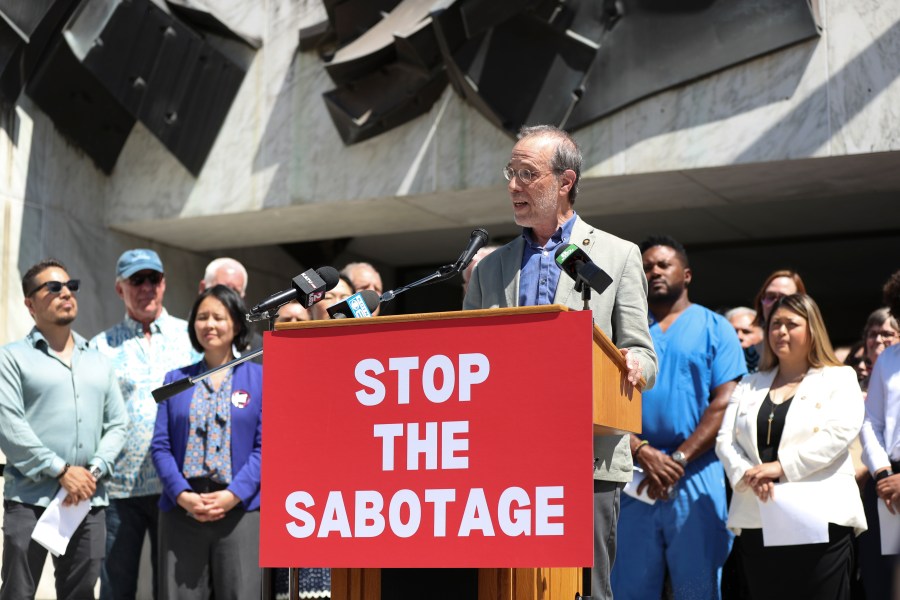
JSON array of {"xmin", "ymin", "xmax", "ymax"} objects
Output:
[
  {"xmin": 151, "ymin": 285, "xmax": 262, "ymax": 599},
  {"xmin": 859, "ymin": 270, "xmax": 900, "ymax": 599},
  {"xmin": 613, "ymin": 236, "xmax": 746, "ymax": 600},
  {"xmin": 717, "ymin": 293, "xmax": 866, "ymax": 600},
  {"xmin": 0, "ymin": 259, "xmax": 127, "ymax": 600}
]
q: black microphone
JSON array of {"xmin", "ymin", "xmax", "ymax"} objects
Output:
[
  {"xmin": 454, "ymin": 228, "xmax": 489, "ymax": 272},
  {"xmin": 554, "ymin": 244, "xmax": 613, "ymax": 295},
  {"xmin": 327, "ymin": 289, "xmax": 381, "ymax": 319},
  {"xmin": 250, "ymin": 266, "xmax": 341, "ymax": 315}
]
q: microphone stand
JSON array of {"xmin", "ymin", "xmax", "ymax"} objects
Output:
[
  {"xmin": 575, "ymin": 277, "xmax": 591, "ymax": 311},
  {"xmin": 151, "ymin": 313, "xmax": 275, "ymax": 403},
  {"xmin": 150, "ymin": 348, "xmax": 262, "ymax": 402},
  {"xmin": 379, "ymin": 228, "xmax": 486, "ymax": 304},
  {"xmin": 379, "ymin": 263, "xmax": 459, "ymax": 304}
]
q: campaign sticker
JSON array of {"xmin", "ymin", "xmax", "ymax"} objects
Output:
[{"xmin": 232, "ymin": 390, "xmax": 251, "ymax": 408}]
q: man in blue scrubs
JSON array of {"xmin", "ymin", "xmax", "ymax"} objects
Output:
[{"xmin": 611, "ymin": 235, "xmax": 746, "ymax": 599}]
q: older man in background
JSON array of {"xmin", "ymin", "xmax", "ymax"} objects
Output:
[
  {"xmin": 91, "ymin": 249, "xmax": 196, "ymax": 600},
  {"xmin": 726, "ymin": 306, "xmax": 763, "ymax": 372},
  {"xmin": 198, "ymin": 257, "xmax": 248, "ymax": 298},
  {"xmin": 341, "ymin": 262, "xmax": 383, "ymax": 315}
]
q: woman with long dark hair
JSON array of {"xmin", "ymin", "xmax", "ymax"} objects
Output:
[{"xmin": 151, "ymin": 285, "xmax": 262, "ymax": 599}]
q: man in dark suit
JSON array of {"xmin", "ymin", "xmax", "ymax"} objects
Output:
[{"xmin": 463, "ymin": 125, "xmax": 657, "ymax": 600}]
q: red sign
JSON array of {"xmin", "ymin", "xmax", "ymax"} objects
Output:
[{"xmin": 260, "ymin": 310, "xmax": 594, "ymax": 568}]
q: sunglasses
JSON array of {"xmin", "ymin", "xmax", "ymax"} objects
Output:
[
  {"xmin": 128, "ymin": 272, "xmax": 164, "ymax": 286},
  {"xmin": 27, "ymin": 279, "xmax": 80, "ymax": 296}
]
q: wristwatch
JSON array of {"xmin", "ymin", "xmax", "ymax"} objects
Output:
[
  {"xmin": 88, "ymin": 465, "xmax": 103, "ymax": 480},
  {"xmin": 875, "ymin": 469, "xmax": 892, "ymax": 482},
  {"xmin": 671, "ymin": 451, "xmax": 688, "ymax": 467}
]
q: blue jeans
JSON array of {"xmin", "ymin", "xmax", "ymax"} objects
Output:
[{"xmin": 101, "ymin": 496, "xmax": 160, "ymax": 600}]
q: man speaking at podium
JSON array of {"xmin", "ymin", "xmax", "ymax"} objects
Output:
[{"xmin": 463, "ymin": 125, "xmax": 657, "ymax": 600}]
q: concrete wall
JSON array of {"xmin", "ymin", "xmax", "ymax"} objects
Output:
[
  {"xmin": 2, "ymin": 0, "xmax": 900, "ymax": 596},
  {"xmin": 0, "ymin": 97, "xmax": 303, "ymax": 344},
  {"xmin": 95, "ymin": 0, "xmax": 900, "ymax": 237}
]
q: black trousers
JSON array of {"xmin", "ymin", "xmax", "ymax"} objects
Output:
[
  {"xmin": 740, "ymin": 523, "xmax": 854, "ymax": 600},
  {"xmin": 1, "ymin": 500, "xmax": 105, "ymax": 600}
]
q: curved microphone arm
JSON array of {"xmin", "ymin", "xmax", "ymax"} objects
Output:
[
  {"xmin": 151, "ymin": 348, "xmax": 263, "ymax": 403},
  {"xmin": 379, "ymin": 263, "xmax": 458, "ymax": 304}
]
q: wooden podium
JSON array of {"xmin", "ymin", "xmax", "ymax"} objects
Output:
[{"xmin": 272, "ymin": 305, "xmax": 642, "ymax": 600}]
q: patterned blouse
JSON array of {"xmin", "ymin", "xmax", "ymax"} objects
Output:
[{"xmin": 182, "ymin": 367, "xmax": 233, "ymax": 483}]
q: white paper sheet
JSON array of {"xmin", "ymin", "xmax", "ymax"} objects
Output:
[
  {"xmin": 623, "ymin": 468, "xmax": 656, "ymax": 505},
  {"xmin": 31, "ymin": 487, "xmax": 91, "ymax": 557},
  {"xmin": 757, "ymin": 482, "xmax": 829, "ymax": 547},
  {"xmin": 877, "ymin": 500, "xmax": 900, "ymax": 555}
]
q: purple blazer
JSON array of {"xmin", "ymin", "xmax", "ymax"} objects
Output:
[{"xmin": 151, "ymin": 360, "xmax": 263, "ymax": 512}]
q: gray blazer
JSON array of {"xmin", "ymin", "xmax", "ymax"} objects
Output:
[{"xmin": 463, "ymin": 216, "xmax": 658, "ymax": 482}]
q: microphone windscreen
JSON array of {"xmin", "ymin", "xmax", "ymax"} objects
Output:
[
  {"xmin": 555, "ymin": 243, "xmax": 587, "ymax": 279},
  {"xmin": 316, "ymin": 266, "xmax": 341, "ymax": 290},
  {"xmin": 326, "ymin": 289, "xmax": 382, "ymax": 319},
  {"xmin": 358, "ymin": 289, "xmax": 381, "ymax": 313}
]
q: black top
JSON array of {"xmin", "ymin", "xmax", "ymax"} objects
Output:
[{"xmin": 756, "ymin": 392, "xmax": 794, "ymax": 464}]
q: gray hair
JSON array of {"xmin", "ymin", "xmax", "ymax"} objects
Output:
[
  {"xmin": 517, "ymin": 124, "xmax": 582, "ymax": 203},
  {"xmin": 341, "ymin": 262, "xmax": 378, "ymax": 279},
  {"xmin": 725, "ymin": 306, "xmax": 757, "ymax": 322},
  {"xmin": 863, "ymin": 306, "xmax": 899, "ymax": 337},
  {"xmin": 203, "ymin": 257, "xmax": 248, "ymax": 294}
]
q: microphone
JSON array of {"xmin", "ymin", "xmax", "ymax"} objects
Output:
[
  {"xmin": 380, "ymin": 227, "xmax": 490, "ymax": 304},
  {"xmin": 453, "ymin": 228, "xmax": 489, "ymax": 272},
  {"xmin": 327, "ymin": 290, "xmax": 381, "ymax": 319},
  {"xmin": 555, "ymin": 244, "xmax": 613, "ymax": 295},
  {"xmin": 249, "ymin": 266, "xmax": 341, "ymax": 316}
]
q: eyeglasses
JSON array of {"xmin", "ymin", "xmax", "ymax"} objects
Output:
[
  {"xmin": 867, "ymin": 329, "xmax": 898, "ymax": 341},
  {"xmin": 27, "ymin": 279, "xmax": 80, "ymax": 297},
  {"xmin": 128, "ymin": 272, "xmax": 164, "ymax": 287},
  {"xmin": 502, "ymin": 165, "xmax": 557, "ymax": 185},
  {"xmin": 760, "ymin": 291, "xmax": 784, "ymax": 304}
]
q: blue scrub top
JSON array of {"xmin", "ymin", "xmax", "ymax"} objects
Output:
[{"xmin": 642, "ymin": 304, "xmax": 747, "ymax": 462}]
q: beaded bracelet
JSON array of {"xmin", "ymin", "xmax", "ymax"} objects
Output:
[{"xmin": 633, "ymin": 440, "xmax": 649, "ymax": 459}]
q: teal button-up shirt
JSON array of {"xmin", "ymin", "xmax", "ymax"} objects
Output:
[{"xmin": 0, "ymin": 328, "xmax": 128, "ymax": 507}]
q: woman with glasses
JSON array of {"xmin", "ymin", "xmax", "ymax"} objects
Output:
[
  {"xmin": 151, "ymin": 285, "xmax": 262, "ymax": 599},
  {"xmin": 862, "ymin": 307, "xmax": 898, "ymax": 373},
  {"xmin": 752, "ymin": 269, "xmax": 807, "ymax": 329},
  {"xmin": 716, "ymin": 294, "xmax": 866, "ymax": 600},
  {"xmin": 859, "ymin": 272, "xmax": 900, "ymax": 600}
]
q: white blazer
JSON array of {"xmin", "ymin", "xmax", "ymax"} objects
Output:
[{"xmin": 715, "ymin": 365, "xmax": 867, "ymax": 535}]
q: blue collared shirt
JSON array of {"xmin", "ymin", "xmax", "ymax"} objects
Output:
[
  {"xmin": 518, "ymin": 213, "xmax": 578, "ymax": 307},
  {"xmin": 90, "ymin": 310, "xmax": 198, "ymax": 498},
  {"xmin": 0, "ymin": 328, "xmax": 128, "ymax": 507}
]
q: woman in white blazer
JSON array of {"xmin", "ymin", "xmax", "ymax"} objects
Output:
[{"xmin": 716, "ymin": 294, "xmax": 866, "ymax": 600}]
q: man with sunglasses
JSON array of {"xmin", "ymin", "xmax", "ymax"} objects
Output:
[
  {"xmin": 0, "ymin": 259, "xmax": 127, "ymax": 599},
  {"xmin": 463, "ymin": 125, "xmax": 658, "ymax": 600},
  {"xmin": 90, "ymin": 249, "xmax": 197, "ymax": 600}
]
